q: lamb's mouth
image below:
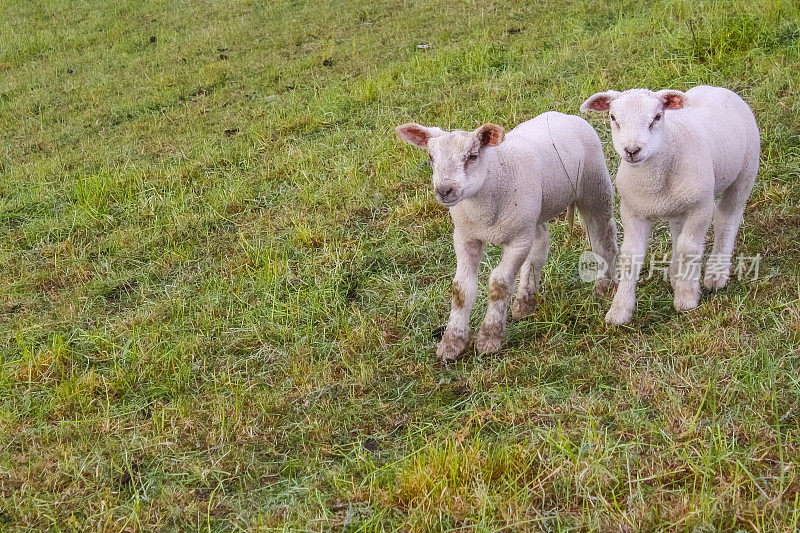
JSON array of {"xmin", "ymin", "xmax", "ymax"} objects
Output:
[{"xmin": 436, "ymin": 194, "xmax": 463, "ymax": 207}]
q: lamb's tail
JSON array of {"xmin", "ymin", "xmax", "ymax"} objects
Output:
[
  {"xmin": 565, "ymin": 202, "xmax": 578, "ymax": 246},
  {"xmin": 566, "ymin": 202, "xmax": 576, "ymax": 233}
]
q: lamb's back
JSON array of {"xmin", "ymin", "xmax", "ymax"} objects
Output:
[{"xmin": 673, "ymin": 86, "xmax": 759, "ymax": 179}]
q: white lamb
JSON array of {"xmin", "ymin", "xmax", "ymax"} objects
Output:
[
  {"xmin": 396, "ymin": 113, "xmax": 618, "ymax": 363},
  {"xmin": 581, "ymin": 85, "xmax": 760, "ymax": 324}
]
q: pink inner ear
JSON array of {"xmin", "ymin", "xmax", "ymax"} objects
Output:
[
  {"xmin": 479, "ymin": 126, "xmax": 503, "ymax": 146},
  {"xmin": 588, "ymin": 96, "xmax": 612, "ymax": 112},
  {"xmin": 399, "ymin": 126, "xmax": 430, "ymax": 146},
  {"xmin": 662, "ymin": 94, "xmax": 684, "ymax": 110}
]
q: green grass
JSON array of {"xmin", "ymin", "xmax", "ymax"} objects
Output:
[{"xmin": 1, "ymin": 0, "xmax": 799, "ymax": 530}]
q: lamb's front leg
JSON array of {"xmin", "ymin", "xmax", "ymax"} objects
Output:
[
  {"xmin": 672, "ymin": 209, "xmax": 712, "ymax": 312},
  {"xmin": 668, "ymin": 219, "xmax": 684, "ymax": 292},
  {"xmin": 606, "ymin": 207, "xmax": 651, "ymax": 325},
  {"xmin": 476, "ymin": 239, "xmax": 532, "ymax": 355},
  {"xmin": 437, "ymin": 234, "xmax": 483, "ymax": 364}
]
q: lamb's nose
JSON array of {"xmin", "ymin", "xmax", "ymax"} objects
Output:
[
  {"xmin": 624, "ymin": 146, "xmax": 642, "ymax": 158},
  {"xmin": 436, "ymin": 186, "xmax": 455, "ymax": 199}
]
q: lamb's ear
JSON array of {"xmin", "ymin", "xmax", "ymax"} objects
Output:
[
  {"xmin": 395, "ymin": 123, "xmax": 442, "ymax": 148},
  {"xmin": 476, "ymin": 123, "xmax": 505, "ymax": 147},
  {"xmin": 580, "ymin": 91, "xmax": 621, "ymax": 113},
  {"xmin": 656, "ymin": 89, "xmax": 687, "ymax": 110}
]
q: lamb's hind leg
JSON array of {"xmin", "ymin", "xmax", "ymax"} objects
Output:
[
  {"xmin": 704, "ymin": 167, "xmax": 757, "ymax": 291},
  {"xmin": 575, "ymin": 147, "xmax": 619, "ymax": 296},
  {"xmin": 512, "ymin": 224, "xmax": 549, "ymax": 320},
  {"xmin": 476, "ymin": 238, "xmax": 532, "ymax": 354},
  {"xmin": 578, "ymin": 202, "xmax": 618, "ymax": 296}
]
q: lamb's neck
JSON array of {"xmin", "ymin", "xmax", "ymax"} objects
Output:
[{"xmin": 618, "ymin": 143, "xmax": 677, "ymax": 194}]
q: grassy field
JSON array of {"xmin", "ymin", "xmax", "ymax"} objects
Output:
[{"xmin": 1, "ymin": 0, "xmax": 799, "ymax": 530}]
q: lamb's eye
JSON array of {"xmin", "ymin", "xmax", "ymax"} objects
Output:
[
  {"xmin": 467, "ymin": 153, "xmax": 479, "ymax": 162},
  {"xmin": 609, "ymin": 114, "xmax": 618, "ymax": 125},
  {"xmin": 649, "ymin": 113, "xmax": 662, "ymax": 129}
]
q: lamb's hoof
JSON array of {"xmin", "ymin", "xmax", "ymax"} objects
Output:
[
  {"xmin": 511, "ymin": 294, "xmax": 537, "ymax": 320},
  {"xmin": 673, "ymin": 296, "xmax": 700, "ymax": 313},
  {"xmin": 436, "ymin": 330, "xmax": 468, "ymax": 364},
  {"xmin": 605, "ymin": 304, "xmax": 633, "ymax": 325},
  {"xmin": 594, "ymin": 278, "xmax": 617, "ymax": 297},
  {"xmin": 673, "ymin": 283, "xmax": 700, "ymax": 312},
  {"xmin": 475, "ymin": 323, "xmax": 504, "ymax": 355},
  {"xmin": 703, "ymin": 273, "xmax": 729, "ymax": 292}
]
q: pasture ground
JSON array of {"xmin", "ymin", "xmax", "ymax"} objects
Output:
[{"xmin": 1, "ymin": 0, "xmax": 800, "ymax": 530}]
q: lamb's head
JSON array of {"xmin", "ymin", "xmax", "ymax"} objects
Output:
[
  {"xmin": 395, "ymin": 122, "xmax": 505, "ymax": 207},
  {"xmin": 581, "ymin": 89, "xmax": 687, "ymax": 166}
]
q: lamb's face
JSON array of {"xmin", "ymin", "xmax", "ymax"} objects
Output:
[
  {"xmin": 607, "ymin": 92, "xmax": 665, "ymax": 165},
  {"xmin": 395, "ymin": 123, "xmax": 505, "ymax": 207},
  {"xmin": 581, "ymin": 88, "xmax": 686, "ymax": 166},
  {"xmin": 427, "ymin": 132, "xmax": 487, "ymax": 206}
]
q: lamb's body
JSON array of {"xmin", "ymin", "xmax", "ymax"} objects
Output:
[
  {"xmin": 396, "ymin": 112, "xmax": 618, "ymax": 362},
  {"xmin": 450, "ymin": 112, "xmax": 615, "ymax": 244},
  {"xmin": 582, "ymin": 85, "xmax": 760, "ymax": 324}
]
